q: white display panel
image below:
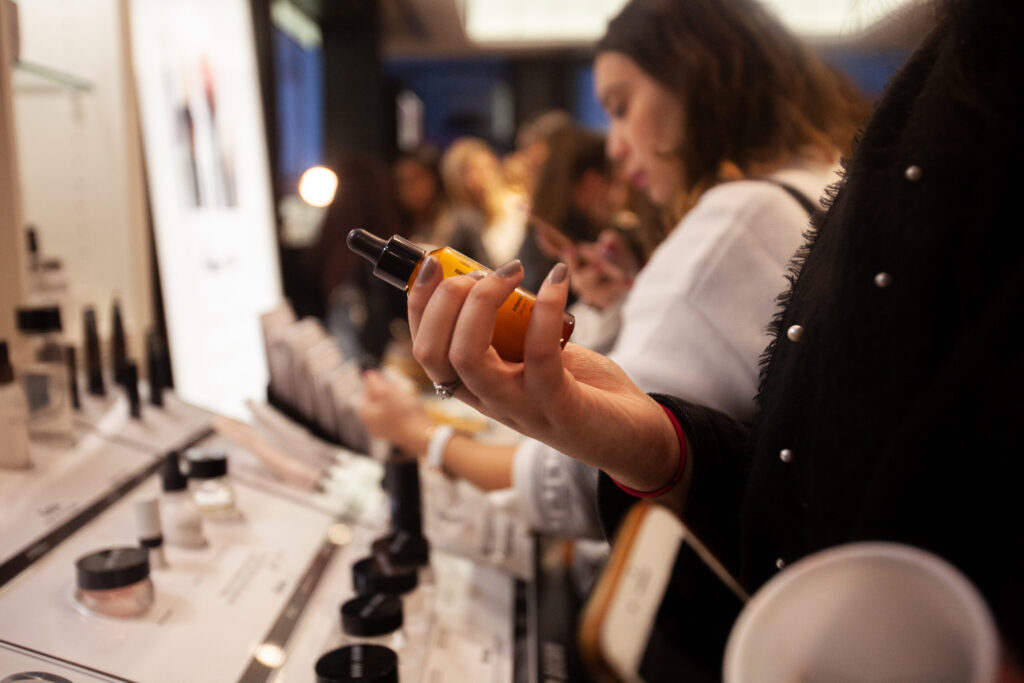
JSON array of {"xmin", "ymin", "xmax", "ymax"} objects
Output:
[
  {"xmin": 129, "ymin": 0, "xmax": 282, "ymax": 418},
  {"xmin": 0, "ymin": 434, "xmax": 155, "ymax": 571},
  {"xmin": 0, "ymin": 476, "xmax": 334, "ymax": 683}
]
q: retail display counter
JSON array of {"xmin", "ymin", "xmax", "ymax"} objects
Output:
[{"xmin": 0, "ymin": 388, "xmax": 539, "ymax": 683}]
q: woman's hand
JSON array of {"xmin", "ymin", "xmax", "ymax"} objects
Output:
[
  {"xmin": 407, "ymin": 256, "xmax": 680, "ymax": 492},
  {"xmin": 563, "ymin": 230, "xmax": 638, "ymax": 310},
  {"xmin": 357, "ymin": 369, "xmax": 434, "ymax": 455}
]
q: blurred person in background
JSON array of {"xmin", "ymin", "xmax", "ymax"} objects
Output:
[
  {"xmin": 393, "ymin": 144, "xmax": 450, "ymax": 243},
  {"xmin": 503, "ymin": 109, "xmax": 574, "ymax": 197},
  {"xmin": 318, "ymin": 153, "xmax": 408, "ymax": 367},
  {"xmin": 437, "ymin": 136, "xmax": 529, "ymax": 267}
]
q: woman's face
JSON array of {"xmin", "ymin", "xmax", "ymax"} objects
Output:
[
  {"xmin": 461, "ymin": 150, "xmax": 498, "ymax": 205},
  {"xmin": 594, "ymin": 51, "xmax": 684, "ymax": 207},
  {"xmin": 394, "ymin": 159, "xmax": 437, "ymax": 215}
]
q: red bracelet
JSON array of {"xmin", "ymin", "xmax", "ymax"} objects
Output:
[{"xmin": 612, "ymin": 406, "xmax": 687, "ymax": 498}]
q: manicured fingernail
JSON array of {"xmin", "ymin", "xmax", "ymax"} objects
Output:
[
  {"xmin": 548, "ymin": 262, "xmax": 568, "ymax": 284},
  {"xmin": 416, "ymin": 256, "xmax": 438, "ymax": 285},
  {"xmin": 467, "ymin": 270, "xmax": 487, "ymax": 280},
  {"xmin": 493, "ymin": 260, "xmax": 523, "ymax": 278}
]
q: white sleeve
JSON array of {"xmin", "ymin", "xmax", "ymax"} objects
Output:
[{"xmin": 511, "ymin": 437, "xmax": 604, "ymax": 539}]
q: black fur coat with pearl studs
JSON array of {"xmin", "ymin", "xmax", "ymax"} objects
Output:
[{"xmin": 597, "ymin": 0, "xmax": 1024, "ymax": 665}]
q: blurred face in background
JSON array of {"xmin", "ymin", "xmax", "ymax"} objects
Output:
[
  {"xmin": 460, "ymin": 148, "xmax": 501, "ymax": 206},
  {"xmin": 595, "ymin": 51, "xmax": 684, "ymax": 207},
  {"xmin": 394, "ymin": 158, "xmax": 438, "ymax": 217}
]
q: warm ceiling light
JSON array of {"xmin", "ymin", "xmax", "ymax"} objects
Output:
[
  {"xmin": 461, "ymin": 0, "xmax": 916, "ymax": 43},
  {"xmin": 298, "ymin": 165, "xmax": 338, "ymax": 208}
]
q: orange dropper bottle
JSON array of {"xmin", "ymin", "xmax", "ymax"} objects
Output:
[{"xmin": 347, "ymin": 229, "xmax": 574, "ymax": 362}]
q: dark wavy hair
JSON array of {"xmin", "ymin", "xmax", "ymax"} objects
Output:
[{"xmin": 597, "ymin": 0, "xmax": 868, "ymax": 195}]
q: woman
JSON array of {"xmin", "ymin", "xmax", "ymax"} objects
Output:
[
  {"xmin": 407, "ymin": 0, "xmax": 1024, "ymax": 675},
  {"xmin": 437, "ymin": 137, "xmax": 529, "ymax": 268},
  {"xmin": 393, "ymin": 144, "xmax": 449, "ymax": 243},
  {"xmin": 363, "ymin": 0, "xmax": 864, "ymax": 539}
]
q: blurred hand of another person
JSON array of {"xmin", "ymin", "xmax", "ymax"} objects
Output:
[
  {"xmin": 563, "ymin": 229, "xmax": 639, "ymax": 310},
  {"xmin": 358, "ymin": 369, "xmax": 434, "ymax": 455},
  {"xmin": 408, "ymin": 258, "xmax": 681, "ymax": 495}
]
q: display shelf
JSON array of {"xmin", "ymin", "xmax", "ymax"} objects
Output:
[
  {"xmin": 0, "ymin": 474, "xmax": 338, "ymax": 683},
  {"xmin": 0, "ymin": 434, "xmax": 162, "ymax": 585}
]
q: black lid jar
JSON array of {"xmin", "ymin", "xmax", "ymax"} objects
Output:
[{"xmin": 315, "ymin": 644, "xmax": 398, "ymax": 683}]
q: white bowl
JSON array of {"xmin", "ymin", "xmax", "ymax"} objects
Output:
[{"xmin": 723, "ymin": 542, "xmax": 998, "ymax": 683}]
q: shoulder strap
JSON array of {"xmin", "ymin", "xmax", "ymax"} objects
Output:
[{"xmin": 761, "ymin": 179, "xmax": 818, "ymax": 218}]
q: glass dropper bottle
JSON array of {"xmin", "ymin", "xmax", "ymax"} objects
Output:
[{"xmin": 346, "ymin": 229, "xmax": 574, "ymax": 362}]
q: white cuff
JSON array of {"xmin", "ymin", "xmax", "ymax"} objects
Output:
[{"xmin": 426, "ymin": 424, "xmax": 455, "ymax": 470}]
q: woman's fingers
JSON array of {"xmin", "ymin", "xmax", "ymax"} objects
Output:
[
  {"xmin": 410, "ymin": 267, "xmax": 480, "ymax": 385},
  {"xmin": 407, "ymin": 256, "xmax": 443, "ymax": 340},
  {"xmin": 523, "ymin": 262, "xmax": 572, "ymax": 397},
  {"xmin": 448, "ymin": 260, "xmax": 525, "ymax": 386}
]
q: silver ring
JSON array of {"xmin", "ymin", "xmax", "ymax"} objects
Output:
[{"xmin": 433, "ymin": 379, "xmax": 462, "ymax": 400}]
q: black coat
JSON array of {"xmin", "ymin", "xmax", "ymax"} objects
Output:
[{"xmin": 599, "ymin": 0, "xmax": 1024, "ymax": 662}]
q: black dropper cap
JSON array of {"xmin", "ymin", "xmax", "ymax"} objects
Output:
[
  {"xmin": 111, "ymin": 299, "xmax": 128, "ymax": 385},
  {"xmin": 125, "ymin": 361, "xmax": 140, "ymax": 419},
  {"xmin": 347, "ymin": 229, "xmax": 425, "ymax": 291},
  {"xmin": 146, "ymin": 330, "xmax": 166, "ymax": 407},
  {"xmin": 0, "ymin": 340, "xmax": 14, "ymax": 385},
  {"xmin": 83, "ymin": 307, "xmax": 105, "ymax": 396},
  {"xmin": 16, "ymin": 306, "xmax": 61, "ymax": 334},
  {"xmin": 66, "ymin": 345, "xmax": 81, "ymax": 410},
  {"xmin": 161, "ymin": 451, "xmax": 188, "ymax": 492}
]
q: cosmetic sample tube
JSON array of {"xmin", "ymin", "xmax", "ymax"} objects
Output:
[
  {"xmin": 146, "ymin": 330, "xmax": 165, "ymax": 407},
  {"xmin": 125, "ymin": 361, "xmax": 140, "ymax": 419},
  {"xmin": 134, "ymin": 496, "xmax": 167, "ymax": 569},
  {"xmin": 83, "ymin": 307, "xmax": 105, "ymax": 396},
  {"xmin": 160, "ymin": 451, "xmax": 208, "ymax": 548},
  {"xmin": 0, "ymin": 340, "xmax": 31, "ymax": 469},
  {"xmin": 65, "ymin": 345, "xmax": 80, "ymax": 410},
  {"xmin": 347, "ymin": 229, "xmax": 574, "ymax": 362},
  {"xmin": 111, "ymin": 299, "xmax": 128, "ymax": 386}
]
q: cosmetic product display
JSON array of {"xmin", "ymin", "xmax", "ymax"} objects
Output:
[
  {"xmin": 124, "ymin": 361, "xmax": 141, "ymax": 419},
  {"xmin": 346, "ymin": 228, "xmax": 574, "ymax": 362},
  {"xmin": 185, "ymin": 448, "xmax": 239, "ymax": 519},
  {"xmin": 134, "ymin": 496, "xmax": 167, "ymax": 569},
  {"xmin": 82, "ymin": 307, "xmax": 105, "ymax": 397},
  {"xmin": 0, "ymin": 340, "xmax": 31, "ymax": 470},
  {"xmin": 159, "ymin": 451, "xmax": 208, "ymax": 548},
  {"xmin": 111, "ymin": 299, "xmax": 128, "ymax": 386},
  {"xmin": 372, "ymin": 454, "xmax": 429, "ymax": 569},
  {"xmin": 65, "ymin": 345, "xmax": 80, "ymax": 411},
  {"xmin": 340, "ymin": 593, "xmax": 406, "ymax": 653},
  {"xmin": 15, "ymin": 306, "xmax": 73, "ymax": 441},
  {"xmin": 315, "ymin": 644, "xmax": 399, "ymax": 683},
  {"xmin": 73, "ymin": 547, "xmax": 154, "ymax": 618},
  {"xmin": 352, "ymin": 557, "xmax": 418, "ymax": 597},
  {"xmin": 146, "ymin": 330, "xmax": 166, "ymax": 407}
]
